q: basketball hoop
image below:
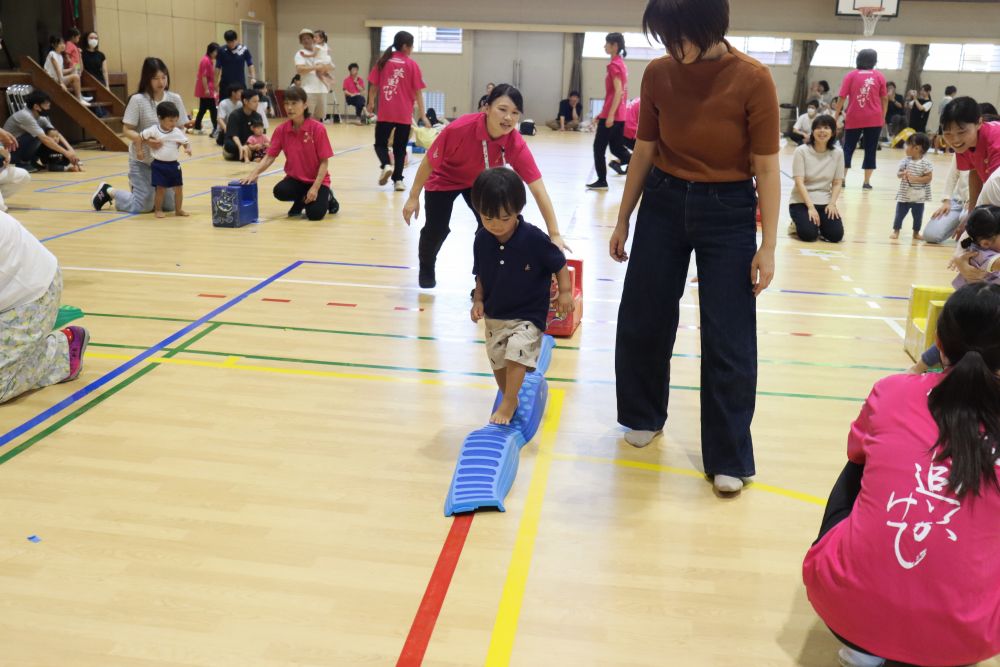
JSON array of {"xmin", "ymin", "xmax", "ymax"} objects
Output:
[{"xmin": 858, "ymin": 6, "xmax": 884, "ymax": 37}]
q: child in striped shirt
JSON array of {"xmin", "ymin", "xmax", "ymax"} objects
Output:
[{"xmin": 892, "ymin": 132, "xmax": 933, "ymax": 240}]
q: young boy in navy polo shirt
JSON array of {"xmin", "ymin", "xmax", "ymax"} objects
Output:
[{"xmin": 471, "ymin": 168, "xmax": 573, "ymax": 425}]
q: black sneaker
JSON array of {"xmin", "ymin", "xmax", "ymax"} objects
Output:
[
  {"xmin": 287, "ymin": 202, "xmax": 304, "ymax": 217},
  {"xmin": 418, "ymin": 264, "xmax": 436, "ymax": 289},
  {"xmin": 92, "ymin": 183, "xmax": 112, "ymax": 210},
  {"xmin": 609, "ymin": 160, "xmax": 627, "ymax": 176},
  {"xmin": 328, "ymin": 197, "xmax": 340, "ymax": 215},
  {"xmin": 586, "ymin": 180, "xmax": 609, "ymax": 190},
  {"xmin": 862, "ymin": 183, "xmax": 873, "ymax": 190}
]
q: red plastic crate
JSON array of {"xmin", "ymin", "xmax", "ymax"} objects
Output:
[{"xmin": 545, "ymin": 258, "xmax": 583, "ymax": 337}]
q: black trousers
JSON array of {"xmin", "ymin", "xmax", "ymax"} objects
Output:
[
  {"xmin": 193, "ymin": 98, "xmax": 217, "ymax": 131},
  {"xmin": 843, "ymin": 126, "xmax": 881, "ymax": 170},
  {"xmin": 616, "ymin": 169, "xmax": 758, "ymax": 477},
  {"xmin": 273, "ymin": 176, "xmax": 332, "ymax": 221},
  {"xmin": 789, "ymin": 203, "xmax": 845, "ymax": 242},
  {"xmin": 345, "ymin": 94, "xmax": 366, "ymax": 117},
  {"xmin": 222, "ymin": 139, "xmax": 241, "ymax": 161},
  {"xmin": 593, "ymin": 120, "xmax": 631, "ymax": 181},
  {"xmin": 418, "ymin": 188, "xmax": 482, "ymax": 269},
  {"xmin": 374, "ymin": 121, "xmax": 411, "ymax": 182}
]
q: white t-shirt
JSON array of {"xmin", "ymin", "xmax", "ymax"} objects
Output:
[
  {"xmin": 140, "ymin": 125, "xmax": 189, "ymax": 162},
  {"xmin": 793, "ymin": 112, "xmax": 815, "ymax": 136},
  {"xmin": 257, "ymin": 99, "xmax": 269, "ymax": 130},
  {"xmin": 0, "ymin": 211, "xmax": 58, "ymax": 312},
  {"xmin": 978, "ymin": 168, "xmax": 1000, "ymax": 206},
  {"xmin": 44, "ymin": 51, "xmax": 63, "ymax": 82},
  {"xmin": 294, "ymin": 49, "xmax": 330, "ymax": 94},
  {"xmin": 218, "ymin": 98, "xmax": 239, "ymax": 124}
]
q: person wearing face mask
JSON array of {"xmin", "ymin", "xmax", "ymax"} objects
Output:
[
  {"xmin": 2, "ymin": 91, "xmax": 80, "ymax": 172},
  {"xmin": 81, "ymin": 32, "xmax": 109, "ymax": 86},
  {"xmin": 92, "ymin": 58, "xmax": 188, "ymax": 214},
  {"xmin": 786, "ymin": 100, "xmax": 820, "ymax": 146},
  {"xmin": 401, "ymin": 84, "xmax": 568, "ymax": 289},
  {"xmin": 788, "ymin": 114, "xmax": 845, "ymax": 243}
]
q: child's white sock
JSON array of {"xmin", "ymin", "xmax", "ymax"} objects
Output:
[
  {"xmin": 837, "ymin": 647, "xmax": 885, "ymax": 667},
  {"xmin": 713, "ymin": 475, "xmax": 744, "ymax": 493},
  {"xmin": 624, "ymin": 430, "xmax": 659, "ymax": 448}
]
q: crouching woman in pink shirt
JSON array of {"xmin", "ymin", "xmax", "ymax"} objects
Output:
[
  {"xmin": 242, "ymin": 87, "xmax": 339, "ymax": 220},
  {"xmin": 803, "ymin": 282, "xmax": 1000, "ymax": 667}
]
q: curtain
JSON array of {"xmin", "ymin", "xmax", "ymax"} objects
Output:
[
  {"xmin": 569, "ymin": 33, "xmax": 584, "ymax": 95},
  {"xmin": 907, "ymin": 44, "xmax": 930, "ymax": 93},
  {"xmin": 792, "ymin": 40, "xmax": 819, "ymax": 109},
  {"xmin": 369, "ymin": 27, "xmax": 382, "ymax": 76}
]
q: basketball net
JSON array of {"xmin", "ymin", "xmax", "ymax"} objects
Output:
[{"xmin": 858, "ymin": 7, "xmax": 884, "ymax": 37}]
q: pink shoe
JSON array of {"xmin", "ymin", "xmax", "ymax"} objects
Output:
[{"xmin": 62, "ymin": 326, "xmax": 90, "ymax": 382}]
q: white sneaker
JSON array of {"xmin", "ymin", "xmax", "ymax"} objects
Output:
[
  {"xmin": 394, "ymin": 180, "xmax": 405, "ymax": 192},
  {"xmin": 82, "ymin": 95, "xmax": 94, "ymax": 102},
  {"xmin": 837, "ymin": 647, "xmax": 885, "ymax": 667},
  {"xmin": 713, "ymin": 475, "xmax": 744, "ymax": 493},
  {"xmin": 624, "ymin": 430, "xmax": 659, "ymax": 448},
  {"xmin": 378, "ymin": 165, "xmax": 393, "ymax": 186}
]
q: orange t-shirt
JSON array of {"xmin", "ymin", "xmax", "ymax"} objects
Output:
[{"xmin": 636, "ymin": 43, "xmax": 780, "ymax": 182}]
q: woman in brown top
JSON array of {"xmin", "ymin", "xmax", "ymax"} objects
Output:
[{"xmin": 609, "ymin": 0, "xmax": 780, "ymax": 494}]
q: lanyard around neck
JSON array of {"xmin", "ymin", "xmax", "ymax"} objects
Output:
[{"xmin": 482, "ymin": 140, "xmax": 507, "ymax": 170}]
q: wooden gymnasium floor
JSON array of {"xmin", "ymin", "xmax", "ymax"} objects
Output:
[{"xmin": 1, "ymin": 124, "xmax": 996, "ymax": 667}]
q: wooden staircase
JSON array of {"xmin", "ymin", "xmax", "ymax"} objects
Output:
[{"xmin": 18, "ymin": 55, "xmax": 128, "ymax": 151}]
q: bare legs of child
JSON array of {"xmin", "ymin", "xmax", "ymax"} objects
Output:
[
  {"xmin": 491, "ymin": 362, "xmax": 527, "ymax": 425},
  {"xmin": 154, "ymin": 186, "xmax": 188, "ymax": 218}
]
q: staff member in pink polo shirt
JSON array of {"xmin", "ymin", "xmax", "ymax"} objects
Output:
[
  {"xmin": 402, "ymin": 84, "xmax": 568, "ymax": 289},
  {"xmin": 587, "ymin": 32, "xmax": 631, "ymax": 189},
  {"xmin": 241, "ymin": 87, "xmax": 339, "ymax": 221},
  {"xmin": 944, "ymin": 96, "xmax": 1000, "ymax": 210},
  {"xmin": 368, "ymin": 31, "xmax": 430, "ymax": 191},
  {"xmin": 342, "ymin": 63, "xmax": 369, "ymax": 124}
]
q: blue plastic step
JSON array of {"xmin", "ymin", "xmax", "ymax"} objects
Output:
[
  {"xmin": 536, "ymin": 335, "xmax": 556, "ymax": 375},
  {"xmin": 491, "ymin": 372, "xmax": 549, "ymax": 444},
  {"xmin": 444, "ymin": 425, "xmax": 526, "ymax": 516}
]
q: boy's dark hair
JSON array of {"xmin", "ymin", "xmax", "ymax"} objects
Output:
[
  {"xmin": 856, "ymin": 48, "xmax": 878, "ymax": 70},
  {"xmin": 252, "ymin": 81, "xmax": 266, "ymax": 90},
  {"xmin": 643, "ymin": 0, "xmax": 728, "ymax": 61},
  {"xmin": 569, "ymin": 90, "xmax": 581, "ymax": 98},
  {"xmin": 25, "ymin": 90, "xmax": 51, "ymax": 110},
  {"xmin": 807, "ymin": 114, "xmax": 837, "ymax": 146},
  {"xmin": 67, "ymin": 27, "xmax": 81, "ymax": 39},
  {"xmin": 930, "ymin": 281, "xmax": 1000, "ymax": 498},
  {"xmin": 979, "ymin": 102, "xmax": 998, "ymax": 121},
  {"xmin": 226, "ymin": 82, "xmax": 244, "ymax": 98},
  {"xmin": 887, "ymin": 80, "xmax": 897, "ymax": 89},
  {"xmin": 817, "ymin": 80, "xmax": 830, "ymax": 93},
  {"xmin": 156, "ymin": 101, "xmax": 180, "ymax": 119},
  {"xmin": 485, "ymin": 84, "xmax": 524, "ymax": 113},
  {"xmin": 906, "ymin": 132, "xmax": 931, "ymax": 153},
  {"xmin": 960, "ymin": 205, "xmax": 1000, "ymax": 250},
  {"xmin": 922, "ymin": 83, "xmax": 933, "ymax": 93},
  {"xmin": 49, "ymin": 35, "xmax": 63, "ymax": 48},
  {"xmin": 806, "ymin": 99, "xmax": 820, "ymax": 109},
  {"xmin": 348, "ymin": 62, "xmax": 359, "ymax": 70},
  {"xmin": 606, "ymin": 32, "xmax": 627, "ymax": 58},
  {"xmin": 945, "ymin": 85, "xmax": 958, "ymax": 96},
  {"xmin": 224, "ymin": 30, "xmax": 238, "ymax": 42},
  {"xmin": 242, "ymin": 89, "xmax": 260, "ymax": 103},
  {"xmin": 941, "ymin": 96, "xmax": 981, "ymax": 129},
  {"xmin": 283, "ymin": 86, "xmax": 310, "ymax": 117},
  {"xmin": 471, "ymin": 168, "xmax": 527, "ymax": 220}
]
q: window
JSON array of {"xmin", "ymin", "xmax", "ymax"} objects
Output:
[
  {"xmin": 925, "ymin": 43, "xmax": 1000, "ymax": 72},
  {"xmin": 379, "ymin": 26, "xmax": 463, "ymax": 55},
  {"xmin": 813, "ymin": 39, "xmax": 904, "ymax": 69},
  {"xmin": 582, "ymin": 32, "xmax": 791, "ymax": 64},
  {"xmin": 582, "ymin": 32, "xmax": 665, "ymax": 60}
]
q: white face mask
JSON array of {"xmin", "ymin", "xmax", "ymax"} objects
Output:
[
  {"xmin": 807, "ymin": 109, "xmax": 817, "ymax": 117},
  {"xmin": 88, "ymin": 39, "xmax": 99, "ymax": 48}
]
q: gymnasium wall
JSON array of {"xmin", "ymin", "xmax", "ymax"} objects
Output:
[
  {"xmin": 93, "ymin": 0, "xmax": 277, "ymax": 112},
  {"xmin": 276, "ymin": 0, "xmax": 1000, "ymax": 120}
]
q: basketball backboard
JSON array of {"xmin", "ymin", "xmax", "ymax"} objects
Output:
[{"xmin": 835, "ymin": 0, "xmax": 900, "ymax": 18}]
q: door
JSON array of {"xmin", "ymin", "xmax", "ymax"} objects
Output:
[
  {"xmin": 472, "ymin": 31, "xmax": 564, "ymax": 121},
  {"xmin": 241, "ymin": 20, "xmax": 264, "ymax": 83}
]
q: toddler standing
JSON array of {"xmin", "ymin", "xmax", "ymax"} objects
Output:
[
  {"xmin": 892, "ymin": 132, "xmax": 933, "ymax": 240},
  {"xmin": 140, "ymin": 101, "xmax": 191, "ymax": 218},
  {"xmin": 470, "ymin": 168, "xmax": 573, "ymax": 425}
]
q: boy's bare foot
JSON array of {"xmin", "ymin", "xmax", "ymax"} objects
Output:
[
  {"xmin": 889, "ymin": 230, "xmax": 900, "ymax": 240},
  {"xmin": 175, "ymin": 209, "xmax": 190, "ymax": 217},
  {"xmin": 913, "ymin": 232, "xmax": 924, "ymax": 241},
  {"xmin": 490, "ymin": 399, "xmax": 519, "ymax": 425},
  {"xmin": 907, "ymin": 360, "xmax": 929, "ymax": 374},
  {"xmin": 154, "ymin": 210, "xmax": 166, "ymax": 218}
]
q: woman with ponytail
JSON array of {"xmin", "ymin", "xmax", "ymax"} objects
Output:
[
  {"xmin": 803, "ymin": 282, "xmax": 1000, "ymax": 667},
  {"xmin": 587, "ymin": 32, "xmax": 631, "ymax": 189},
  {"xmin": 367, "ymin": 31, "xmax": 430, "ymax": 191}
]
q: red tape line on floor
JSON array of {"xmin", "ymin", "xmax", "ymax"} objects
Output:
[{"xmin": 396, "ymin": 514, "xmax": 474, "ymax": 666}]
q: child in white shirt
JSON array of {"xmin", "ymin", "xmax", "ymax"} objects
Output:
[
  {"xmin": 253, "ymin": 81, "xmax": 270, "ymax": 130},
  {"xmin": 892, "ymin": 132, "xmax": 933, "ymax": 240},
  {"xmin": 140, "ymin": 101, "xmax": 191, "ymax": 218}
]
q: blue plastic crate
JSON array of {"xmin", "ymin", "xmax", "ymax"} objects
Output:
[{"xmin": 211, "ymin": 181, "xmax": 259, "ymax": 228}]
